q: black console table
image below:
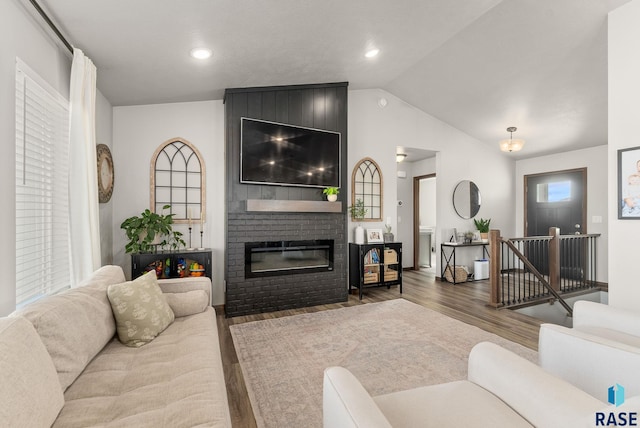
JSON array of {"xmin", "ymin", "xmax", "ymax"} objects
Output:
[
  {"xmin": 440, "ymin": 242, "xmax": 489, "ymax": 284},
  {"xmin": 349, "ymin": 243, "xmax": 402, "ymax": 300},
  {"xmin": 131, "ymin": 249, "xmax": 212, "ymax": 280}
]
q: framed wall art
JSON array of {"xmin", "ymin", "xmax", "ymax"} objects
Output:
[
  {"xmin": 366, "ymin": 228, "xmax": 384, "ymax": 243},
  {"xmin": 618, "ymin": 145, "xmax": 640, "ymax": 219}
]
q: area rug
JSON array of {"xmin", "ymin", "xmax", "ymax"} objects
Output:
[{"xmin": 230, "ymin": 299, "xmax": 537, "ymax": 428}]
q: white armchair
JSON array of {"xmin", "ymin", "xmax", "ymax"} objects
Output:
[
  {"xmin": 539, "ymin": 300, "xmax": 640, "ymax": 401},
  {"xmin": 323, "ymin": 342, "xmax": 614, "ymax": 427}
]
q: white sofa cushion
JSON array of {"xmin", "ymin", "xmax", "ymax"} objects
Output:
[
  {"xmin": 375, "ymin": 381, "xmax": 532, "ymax": 427},
  {"xmin": 54, "ymin": 307, "xmax": 232, "ymax": 427},
  {"xmin": 12, "ymin": 265, "xmax": 125, "ymax": 390},
  {"xmin": 0, "ymin": 316, "xmax": 64, "ymax": 427},
  {"xmin": 573, "ymin": 301, "xmax": 640, "ymax": 337},
  {"xmin": 165, "ymin": 289, "xmax": 209, "ymax": 317},
  {"xmin": 158, "ymin": 276, "xmax": 212, "ymax": 304},
  {"xmin": 578, "ymin": 326, "xmax": 640, "ymax": 348}
]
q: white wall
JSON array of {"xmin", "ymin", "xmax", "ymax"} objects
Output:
[
  {"xmin": 112, "ymin": 101, "xmax": 225, "ymax": 305},
  {"xmin": 348, "ymin": 89, "xmax": 516, "ymax": 275},
  {"xmin": 608, "ymin": 1, "xmax": 640, "ymax": 309},
  {"xmin": 515, "ymin": 145, "xmax": 608, "ymax": 282},
  {"xmin": 96, "ymin": 91, "xmax": 114, "ymax": 266},
  {"xmin": 0, "ymin": 0, "xmax": 71, "ymax": 316},
  {"xmin": 396, "ymin": 162, "xmax": 413, "ymax": 267}
]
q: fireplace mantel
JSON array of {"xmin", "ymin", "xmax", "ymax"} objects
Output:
[{"xmin": 246, "ymin": 199, "xmax": 342, "ymax": 213}]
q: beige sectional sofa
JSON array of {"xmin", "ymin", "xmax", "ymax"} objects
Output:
[{"xmin": 1, "ymin": 265, "xmax": 232, "ymax": 427}]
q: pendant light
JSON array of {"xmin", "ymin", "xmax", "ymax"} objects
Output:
[{"xmin": 499, "ymin": 127, "xmax": 525, "ymax": 152}]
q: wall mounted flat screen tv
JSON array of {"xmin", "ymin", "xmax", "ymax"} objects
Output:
[{"xmin": 240, "ymin": 117, "xmax": 341, "ymax": 188}]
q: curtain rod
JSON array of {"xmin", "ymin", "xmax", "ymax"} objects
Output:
[{"xmin": 28, "ymin": 0, "xmax": 74, "ymax": 54}]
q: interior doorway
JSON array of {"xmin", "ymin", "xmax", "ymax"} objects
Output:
[{"xmin": 413, "ymin": 174, "xmax": 436, "ymax": 272}]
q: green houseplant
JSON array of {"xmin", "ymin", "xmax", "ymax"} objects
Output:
[
  {"xmin": 121, "ymin": 205, "xmax": 186, "ymax": 253},
  {"xmin": 348, "ymin": 198, "xmax": 367, "ymax": 220},
  {"xmin": 473, "ymin": 217, "xmax": 491, "ymax": 241},
  {"xmin": 349, "ymin": 199, "xmax": 368, "ymax": 244},
  {"xmin": 322, "ymin": 186, "xmax": 340, "ymax": 201}
]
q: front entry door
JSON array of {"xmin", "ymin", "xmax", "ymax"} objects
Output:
[
  {"xmin": 525, "ymin": 168, "xmax": 586, "ymax": 237},
  {"xmin": 525, "ymin": 168, "xmax": 587, "ymax": 276}
]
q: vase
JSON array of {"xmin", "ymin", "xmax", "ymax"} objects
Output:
[
  {"xmin": 327, "ymin": 194, "xmax": 338, "ymax": 202},
  {"xmin": 383, "ymin": 232, "xmax": 394, "ymax": 243},
  {"xmin": 354, "ymin": 225, "xmax": 365, "ymax": 244}
]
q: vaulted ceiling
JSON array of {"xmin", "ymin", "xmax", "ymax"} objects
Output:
[{"xmin": 38, "ymin": 0, "xmax": 630, "ymax": 159}]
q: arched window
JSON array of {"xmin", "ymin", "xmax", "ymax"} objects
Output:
[
  {"xmin": 351, "ymin": 157, "xmax": 383, "ymax": 221},
  {"xmin": 150, "ymin": 138, "xmax": 205, "ymax": 223}
]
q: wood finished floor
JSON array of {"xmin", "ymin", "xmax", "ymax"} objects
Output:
[{"xmin": 216, "ymin": 269, "xmax": 544, "ymax": 428}]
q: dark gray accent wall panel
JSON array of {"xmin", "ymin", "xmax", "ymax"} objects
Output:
[{"xmin": 224, "ymin": 82, "xmax": 349, "ymax": 317}]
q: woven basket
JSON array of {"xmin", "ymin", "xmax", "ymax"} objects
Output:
[{"xmin": 443, "ymin": 265, "xmax": 469, "ymax": 283}]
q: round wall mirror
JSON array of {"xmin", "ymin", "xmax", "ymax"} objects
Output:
[{"xmin": 453, "ymin": 180, "xmax": 481, "ymax": 219}]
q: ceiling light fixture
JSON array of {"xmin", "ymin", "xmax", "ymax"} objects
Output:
[
  {"xmin": 396, "ymin": 153, "xmax": 407, "ymax": 163},
  {"xmin": 499, "ymin": 127, "xmax": 525, "ymax": 152},
  {"xmin": 365, "ymin": 48, "xmax": 380, "ymax": 58},
  {"xmin": 190, "ymin": 48, "xmax": 212, "ymax": 59}
]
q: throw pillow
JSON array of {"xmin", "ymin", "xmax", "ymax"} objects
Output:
[
  {"xmin": 107, "ymin": 271, "xmax": 175, "ymax": 347},
  {"xmin": 164, "ymin": 290, "xmax": 209, "ymax": 317}
]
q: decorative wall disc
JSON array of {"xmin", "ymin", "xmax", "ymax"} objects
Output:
[{"xmin": 97, "ymin": 144, "xmax": 114, "ymax": 203}]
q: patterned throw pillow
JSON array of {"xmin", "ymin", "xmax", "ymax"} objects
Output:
[{"xmin": 107, "ymin": 271, "xmax": 175, "ymax": 347}]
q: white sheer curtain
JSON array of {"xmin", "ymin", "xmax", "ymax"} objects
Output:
[{"xmin": 69, "ymin": 48, "xmax": 101, "ymax": 287}]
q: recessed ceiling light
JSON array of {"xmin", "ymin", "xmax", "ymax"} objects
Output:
[
  {"xmin": 190, "ymin": 48, "xmax": 212, "ymax": 59},
  {"xmin": 365, "ymin": 48, "xmax": 380, "ymax": 58}
]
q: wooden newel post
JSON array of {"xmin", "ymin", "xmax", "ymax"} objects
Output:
[
  {"xmin": 489, "ymin": 229, "xmax": 501, "ymax": 307},
  {"xmin": 548, "ymin": 227, "xmax": 560, "ymax": 292}
]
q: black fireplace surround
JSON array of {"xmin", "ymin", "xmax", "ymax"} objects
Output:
[{"xmin": 225, "ymin": 82, "xmax": 349, "ymax": 316}]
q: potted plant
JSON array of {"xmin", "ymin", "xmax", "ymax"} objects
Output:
[
  {"xmin": 323, "ymin": 186, "xmax": 340, "ymax": 202},
  {"xmin": 383, "ymin": 224, "xmax": 394, "ymax": 243},
  {"xmin": 464, "ymin": 231, "xmax": 475, "ymax": 244},
  {"xmin": 348, "ymin": 199, "xmax": 368, "ymax": 244},
  {"xmin": 121, "ymin": 205, "xmax": 186, "ymax": 253},
  {"xmin": 473, "ymin": 217, "xmax": 491, "ymax": 242}
]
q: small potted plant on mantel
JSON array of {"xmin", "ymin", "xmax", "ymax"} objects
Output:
[
  {"xmin": 322, "ymin": 186, "xmax": 340, "ymax": 202},
  {"xmin": 473, "ymin": 217, "xmax": 491, "ymax": 242},
  {"xmin": 348, "ymin": 198, "xmax": 368, "ymax": 244},
  {"xmin": 120, "ymin": 205, "xmax": 186, "ymax": 253}
]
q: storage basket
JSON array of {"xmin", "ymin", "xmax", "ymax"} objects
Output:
[
  {"xmin": 383, "ymin": 249, "xmax": 398, "ymax": 264},
  {"xmin": 443, "ymin": 265, "xmax": 469, "ymax": 283},
  {"xmin": 384, "ymin": 271, "xmax": 398, "ymax": 281},
  {"xmin": 364, "ymin": 272, "xmax": 379, "ymax": 284}
]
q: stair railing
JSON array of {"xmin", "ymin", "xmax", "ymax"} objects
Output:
[{"xmin": 489, "ymin": 227, "xmax": 600, "ymax": 315}]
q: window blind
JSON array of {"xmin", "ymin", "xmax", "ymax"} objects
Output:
[{"xmin": 15, "ymin": 59, "xmax": 71, "ymax": 308}]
